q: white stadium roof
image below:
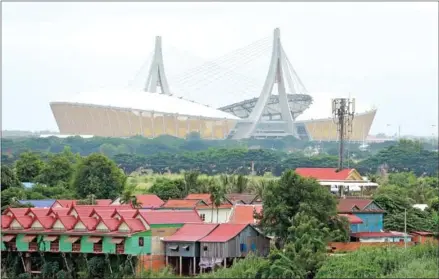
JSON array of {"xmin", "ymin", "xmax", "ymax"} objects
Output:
[
  {"xmin": 296, "ymin": 92, "xmax": 376, "ymax": 121},
  {"xmin": 52, "ymin": 90, "xmax": 240, "ymax": 120}
]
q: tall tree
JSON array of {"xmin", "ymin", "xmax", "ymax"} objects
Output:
[
  {"xmin": 1, "ymin": 165, "xmax": 22, "ymax": 191},
  {"xmin": 72, "ymin": 153, "xmax": 126, "ymax": 199},
  {"xmin": 36, "ymin": 153, "xmax": 75, "ymax": 186},
  {"xmin": 15, "ymin": 152, "xmax": 44, "ymax": 182},
  {"xmin": 257, "ymin": 170, "xmax": 338, "ymax": 248}
]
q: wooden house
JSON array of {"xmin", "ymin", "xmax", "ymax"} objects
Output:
[
  {"xmin": 163, "ymin": 223, "xmax": 218, "ymax": 275},
  {"xmin": 198, "ymin": 223, "xmax": 270, "ymax": 270}
]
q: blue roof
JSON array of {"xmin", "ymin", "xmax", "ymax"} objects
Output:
[{"xmin": 18, "ymin": 199, "xmax": 56, "ymax": 208}]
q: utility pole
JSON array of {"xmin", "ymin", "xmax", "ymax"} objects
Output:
[
  {"xmin": 332, "ymin": 98, "xmax": 355, "ymax": 171},
  {"xmin": 404, "ymin": 208, "xmax": 407, "ymax": 249}
]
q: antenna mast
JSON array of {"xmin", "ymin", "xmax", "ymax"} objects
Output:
[{"xmin": 332, "ymin": 98, "xmax": 355, "ymax": 171}]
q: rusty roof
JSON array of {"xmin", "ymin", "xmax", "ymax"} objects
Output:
[
  {"xmin": 351, "ymin": 232, "xmax": 406, "ymax": 238},
  {"xmin": 164, "ymin": 223, "xmax": 219, "ymax": 242},
  {"xmin": 162, "ymin": 199, "xmax": 207, "ymax": 208},
  {"xmin": 337, "ymin": 198, "xmax": 385, "ymax": 213},
  {"xmin": 199, "ymin": 223, "xmax": 249, "ymax": 242}
]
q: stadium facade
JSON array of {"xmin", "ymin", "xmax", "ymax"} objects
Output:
[{"xmin": 50, "ymin": 29, "xmax": 377, "ymax": 142}]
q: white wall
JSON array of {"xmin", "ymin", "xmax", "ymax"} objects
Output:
[{"xmin": 197, "ymin": 208, "xmax": 232, "ymax": 223}]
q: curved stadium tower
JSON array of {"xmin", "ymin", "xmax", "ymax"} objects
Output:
[{"xmin": 50, "ymin": 29, "xmax": 376, "ymax": 141}]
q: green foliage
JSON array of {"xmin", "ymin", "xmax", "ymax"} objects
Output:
[
  {"xmin": 36, "ymin": 153, "xmax": 75, "ymax": 186},
  {"xmin": 198, "ymin": 254, "xmax": 269, "ymax": 279},
  {"xmin": 72, "ymin": 153, "xmax": 126, "ymax": 199},
  {"xmin": 316, "ymin": 243, "xmax": 438, "ymax": 278},
  {"xmin": 1, "ymin": 187, "xmax": 27, "ymax": 211},
  {"xmin": 15, "ymin": 152, "xmax": 44, "ymax": 182},
  {"xmin": 148, "ymin": 177, "xmax": 186, "ymax": 200},
  {"xmin": 258, "ymin": 170, "xmax": 340, "ymax": 247},
  {"xmin": 1, "ymin": 165, "xmax": 22, "ymax": 191}
]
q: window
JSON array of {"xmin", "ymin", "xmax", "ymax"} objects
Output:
[
  {"xmin": 200, "ymin": 214, "xmax": 206, "ymax": 221},
  {"xmin": 203, "ymin": 245, "xmax": 208, "ymax": 251},
  {"xmin": 240, "ymin": 243, "xmax": 246, "ymax": 252},
  {"xmin": 138, "ymin": 237, "xmax": 144, "ymax": 247}
]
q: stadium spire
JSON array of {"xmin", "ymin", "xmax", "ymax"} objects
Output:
[
  {"xmin": 232, "ymin": 28, "xmax": 299, "ymax": 140},
  {"xmin": 144, "ymin": 36, "xmax": 171, "ymax": 95}
]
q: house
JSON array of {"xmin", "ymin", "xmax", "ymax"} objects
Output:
[
  {"xmin": 134, "ymin": 209, "xmax": 203, "ymax": 272},
  {"xmin": 350, "ymin": 232, "xmax": 412, "ymax": 243},
  {"xmin": 183, "ymin": 194, "xmax": 234, "ymax": 223},
  {"xmin": 410, "ymin": 231, "xmax": 438, "ymax": 244},
  {"xmin": 198, "ymin": 223, "xmax": 270, "ymax": 271},
  {"xmin": 163, "ymin": 223, "xmax": 219, "ymax": 275},
  {"xmin": 228, "ymin": 204, "xmax": 263, "ymax": 226},
  {"xmin": 295, "ymin": 168, "xmax": 379, "ymax": 194},
  {"xmin": 225, "ymin": 194, "xmax": 261, "ymax": 205},
  {"xmin": 337, "ymin": 213, "xmax": 364, "ymax": 232},
  {"xmin": 337, "ymin": 198, "xmax": 385, "ymax": 233}
]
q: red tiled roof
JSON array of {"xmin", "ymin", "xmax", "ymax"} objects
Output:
[
  {"xmin": 164, "ymin": 224, "xmax": 218, "ymax": 242},
  {"xmin": 48, "ymin": 208, "xmax": 69, "ymax": 217},
  {"xmin": 53, "ymin": 200, "xmax": 78, "ymax": 208},
  {"xmin": 200, "ymin": 223, "xmax": 249, "ymax": 242},
  {"xmin": 113, "ymin": 209, "xmax": 138, "ymax": 219},
  {"xmin": 135, "ymin": 195, "xmax": 164, "ymax": 208},
  {"xmin": 351, "ymin": 232, "xmax": 405, "ymax": 238},
  {"xmin": 56, "ymin": 216, "xmax": 78, "ymax": 230},
  {"xmin": 33, "ymin": 216, "xmax": 56, "ymax": 229},
  {"xmin": 337, "ymin": 198, "xmax": 384, "ymax": 213},
  {"xmin": 119, "ymin": 218, "xmax": 146, "ymax": 233},
  {"xmin": 162, "ymin": 199, "xmax": 207, "ymax": 208},
  {"xmin": 196, "ymin": 204, "xmax": 233, "ymax": 209},
  {"xmin": 95, "ymin": 199, "xmax": 112, "ymax": 206},
  {"xmin": 185, "ymin": 194, "xmax": 212, "ymax": 204},
  {"xmin": 2, "ymin": 215, "xmax": 13, "ymax": 229},
  {"xmin": 229, "ymin": 205, "xmax": 263, "ymax": 225},
  {"xmin": 76, "ymin": 217, "xmax": 99, "ymax": 230},
  {"xmin": 338, "ymin": 214, "xmax": 363, "ymax": 224},
  {"xmin": 295, "ymin": 168, "xmax": 353, "ymax": 180},
  {"xmin": 90, "ymin": 208, "xmax": 116, "ymax": 219},
  {"xmin": 27, "ymin": 208, "xmax": 51, "ymax": 217},
  {"xmin": 14, "ymin": 216, "xmax": 34, "ymax": 228},
  {"xmin": 98, "ymin": 218, "xmax": 121, "ymax": 231},
  {"xmin": 5, "ymin": 208, "xmax": 31, "ymax": 217},
  {"xmin": 137, "ymin": 210, "xmax": 203, "ymax": 225}
]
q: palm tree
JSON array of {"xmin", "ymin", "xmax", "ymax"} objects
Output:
[
  {"xmin": 120, "ymin": 187, "xmax": 142, "ymax": 208},
  {"xmin": 235, "ymin": 175, "xmax": 249, "ymax": 193},
  {"xmin": 183, "ymin": 171, "xmax": 200, "ymax": 197}
]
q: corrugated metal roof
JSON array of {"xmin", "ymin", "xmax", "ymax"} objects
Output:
[
  {"xmin": 226, "ymin": 193, "xmax": 259, "ymax": 204},
  {"xmin": 337, "ymin": 198, "xmax": 385, "ymax": 213},
  {"xmin": 77, "ymin": 217, "xmax": 99, "ymax": 230},
  {"xmin": 5, "ymin": 208, "xmax": 31, "ymax": 217},
  {"xmin": 34, "ymin": 216, "xmax": 56, "ymax": 229},
  {"xmin": 295, "ymin": 168, "xmax": 353, "ymax": 180},
  {"xmin": 113, "ymin": 209, "xmax": 138, "ymax": 219},
  {"xmin": 95, "ymin": 199, "xmax": 112, "ymax": 206},
  {"xmin": 135, "ymin": 194, "xmax": 164, "ymax": 208},
  {"xmin": 164, "ymin": 224, "xmax": 218, "ymax": 242},
  {"xmin": 99, "ymin": 218, "xmax": 121, "ymax": 231},
  {"xmin": 137, "ymin": 210, "xmax": 202, "ymax": 225},
  {"xmin": 15, "ymin": 216, "xmax": 34, "ymax": 228},
  {"xmin": 19, "ymin": 199, "xmax": 55, "ymax": 208},
  {"xmin": 200, "ymin": 223, "xmax": 248, "ymax": 242},
  {"xmin": 52, "ymin": 90, "xmax": 240, "ymax": 120},
  {"xmin": 57, "ymin": 216, "xmax": 78, "ymax": 230}
]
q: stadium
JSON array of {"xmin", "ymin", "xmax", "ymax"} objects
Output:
[{"xmin": 50, "ymin": 30, "xmax": 377, "ymax": 142}]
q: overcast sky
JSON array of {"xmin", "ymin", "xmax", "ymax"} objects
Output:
[{"xmin": 2, "ymin": 2, "xmax": 438, "ymax": 136}]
